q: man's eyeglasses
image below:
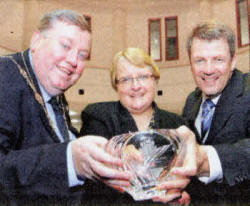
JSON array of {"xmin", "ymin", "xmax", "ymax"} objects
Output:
[{"xmin": 115, "ymin": 74, "xmax": 155, "ymax": 85}]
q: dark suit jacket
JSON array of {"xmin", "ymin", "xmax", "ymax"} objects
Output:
[
  {"xmin": 80, "ymin": 101, "xmax": 186, "ymax": 204},
  {"xmin": 80, "ymin": 101, "xmax": 185, "ymax": 139},
  {"xmin": 182, "ymin": 69, "xmax": 250, "ymax": 204},
  {"xmin": 0, "ymin": 50, "xmax": 83, "ymax": 205}
]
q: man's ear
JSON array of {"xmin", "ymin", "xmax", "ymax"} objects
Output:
[
  {"xmin": 231, "ymin": 55, "xmax": 237, "ymax": 71},
  {"xmin": 30, "ymin": 30, "xmax": 42, "ymax": 52}
]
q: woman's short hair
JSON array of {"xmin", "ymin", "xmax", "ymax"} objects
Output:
[
  {"xmin": 111, "ymin": 47, "xmax": 160, "ymax": 90},
  {"xmin": 187, "ymin": 21, "xmax": 235, "ymax": 58},
  {"xmin": 38, "ymin": 10, "xmax": 91, "ymax": 33}
]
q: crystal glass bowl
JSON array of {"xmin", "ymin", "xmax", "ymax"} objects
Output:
[{"xmin": 106, "ymin": 129, "xmax": 183, "ymax": 201}]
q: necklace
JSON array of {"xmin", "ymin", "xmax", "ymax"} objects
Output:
[
  {"xmin": 6, "ymin": 52, "xmax": 70, "ymax": 141},
  {"xmin": 148, "ymin": 109, "xmax": 155, "ymax": 129}
]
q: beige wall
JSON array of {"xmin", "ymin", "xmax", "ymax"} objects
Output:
[
  {"xmin": 0, "ymin": 0, "xmax": 24, "ymax": 54},
  {"xmin": 0, "ymin": 0, "xmax": 249, "ymax": 128}
]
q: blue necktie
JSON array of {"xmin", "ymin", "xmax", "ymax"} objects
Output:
[
  {"xmin": 201, "ymin": 99, "xmax": 215, "ymax": 140},
  {"xmin": 49, "ymin": 97, "xmax": 69, "ymax": 141}
]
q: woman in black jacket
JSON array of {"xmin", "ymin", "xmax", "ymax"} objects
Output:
[{"xmin": 79, "ymin": 48, "xmax": 189, "ymax": 205}]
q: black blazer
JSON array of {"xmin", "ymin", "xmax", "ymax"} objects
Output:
[
  {"xmin": 182, "ymin": 69, "xmax": 250, "ymax": 203},
  {"xmin": 80, "ymin": 101, "xmax": 185, "ymax": 138},
  {"xmin": 0, "ymin": 50, "xmax": 83, "ymax": 205},
  {"xmin": 80, "ymin": 101, "xmax": 186, "ymax": 204}
]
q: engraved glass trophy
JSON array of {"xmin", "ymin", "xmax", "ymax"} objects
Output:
[{"xmin": 105, "ymin": 129, "xmax": 183, "ymax": 201}]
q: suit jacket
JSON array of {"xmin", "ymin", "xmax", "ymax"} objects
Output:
[
  {"xmin": 80, "ymin": 101, "xmax": 185, "ymax": 139},
  {"xmin": 182, "ymin": 69, "xmax": 250, "ymax": 203},
  {"xmin": 0, "ymin": 50, "xmax": 83, "ymax": 205},
  {"xmin": 80, "ymin": 101, "xmax": 186, "ymax": 204}
]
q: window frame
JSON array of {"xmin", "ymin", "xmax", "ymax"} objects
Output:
[
  {"xmin": 236, "ymin": 0, "xmax": 250, "ymax": 47},
  {"xmin": 165, "ymin": 16, "xmax": 179, "ymax": 60},
  {"xmin": 83, "ymin": 14, "xmax": 91, "ymax": 60},
  {"xmin": 148, "ymin": 18, "xmax": 162, "ymax": 62}
]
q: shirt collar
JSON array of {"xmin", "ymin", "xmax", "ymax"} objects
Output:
[{"xmin": 202, "ymin": 94, "xmax": 221, "ymax": 105}]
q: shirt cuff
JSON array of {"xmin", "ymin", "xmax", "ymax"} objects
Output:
[
  {"xmin": 67, "ymin": 141, "xmax": 84, "ymax": 187},
  {"xmin": 198, "ymin": 146, "xmax": 223, "ymax": 184}
]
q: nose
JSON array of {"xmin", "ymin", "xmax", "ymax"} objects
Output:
[
  {"xmin": 130, "ymin": 78, "xmax": 142, "ymax": 90},
  {"xmin": 203, "ymin": 60, "xmax": 215, "ymax": 75},
  {"xmin": 67, "ymin": 49, "xmax": 78, "ymax": 68}
]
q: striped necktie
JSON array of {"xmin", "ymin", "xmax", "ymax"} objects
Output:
[
  {"xmin": 201, "ymin": 99, "xmax": 215, "ymax": 141},
  {"xmin": 49, "ymin": 97, "xmax": 69, "ymax": 141}
]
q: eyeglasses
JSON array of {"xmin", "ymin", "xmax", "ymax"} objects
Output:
[{"xmin": 115, "ymin": 74, "xmax": 155, "ymax": 85}]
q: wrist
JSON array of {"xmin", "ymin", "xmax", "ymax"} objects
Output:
[{"xmin": 197, "ymin": 145, "xmax": 210, "ymax": 177}]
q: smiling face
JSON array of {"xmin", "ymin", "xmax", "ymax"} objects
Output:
[
  {"xmin": 31, "ymin": 21, "xmax": 91, "ymax": 96},
  {"xmin": 116, "ymin": 58, "xmax": 157, "ymax": 115},
  {"xmin": 190, "ymin": 37, "xmax": 236, "ymax": 98}
]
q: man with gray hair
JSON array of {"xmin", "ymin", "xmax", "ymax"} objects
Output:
[
  {"xmin": 160, "ymin": 22, "xmax": 250, "ymax": 204},
  {"xmin": 0, "ymin": 10, "xmax": 130, "ymax": 205}
]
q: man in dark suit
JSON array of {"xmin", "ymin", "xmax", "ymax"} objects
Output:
[
  {"xmin": 162, "ymin": 22, "xmax": 250, "ymax": 204},
  {"xmin": 0, "ymin": 10, "xmax": 130, "ymax": 205}
]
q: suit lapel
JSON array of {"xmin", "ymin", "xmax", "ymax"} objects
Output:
[
  {"xmin": 15, "ymin": 50, "xmax": 61, "ymax": 143},
  {"xmin": 189, "ymin": 95, "xmax": 202, "ymax": 124},
  {"xmin": 186, "ymin": 90, "xmax": 203, "ymax": 142},
  {"xmin": 206, "ymin": 70, "xmax": 244, "ymax": 144}
]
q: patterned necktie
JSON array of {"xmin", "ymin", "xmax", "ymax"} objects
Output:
[
  {"xmin": 201, "ymin": 99, "xmax": 215, "ymax": 140},
  {"xmin": 49, "ymin": 97, "xmax": 69, "ymax": 141}
]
